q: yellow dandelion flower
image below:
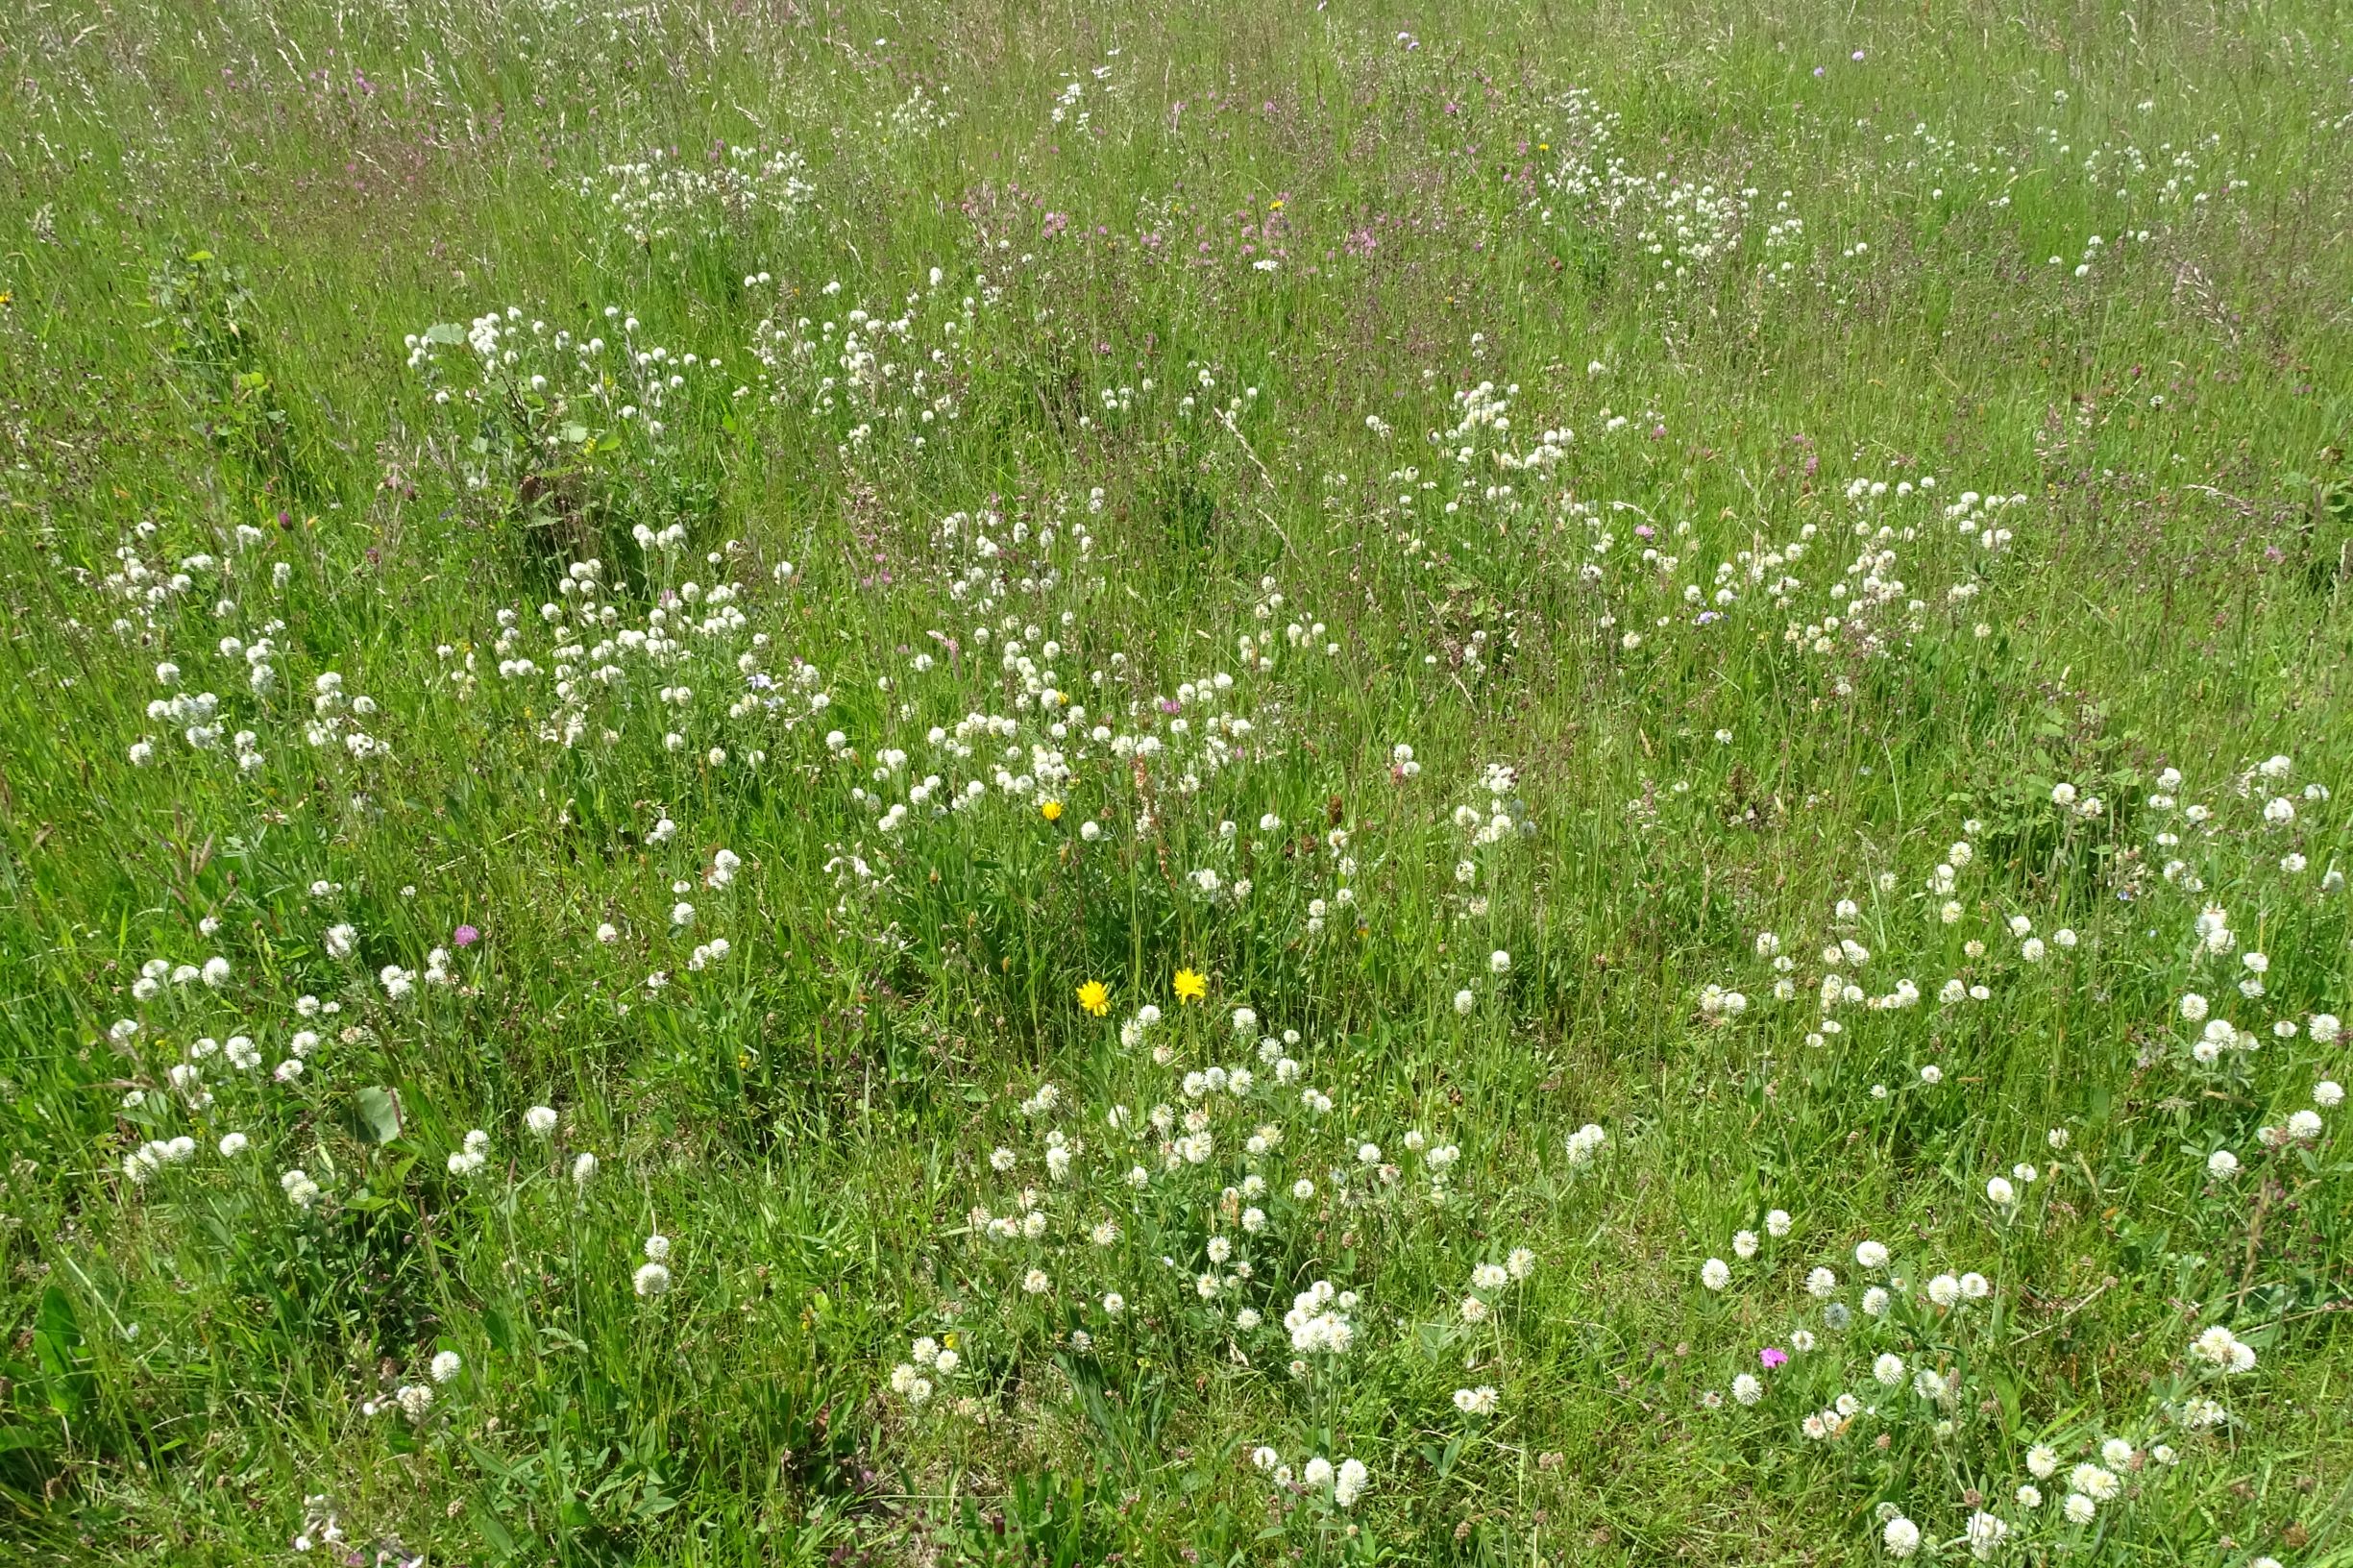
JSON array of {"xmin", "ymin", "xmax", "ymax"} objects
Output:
[
  {"xmin": 1041, "ymin": 799, "xmax": 1064, "ymax": 822},
  {"xmin": 1172, "ymin": 968, "xmax": 1208, "ymax": 1004},
  {"xmin": 1076, "ymin": 980, "xmax": 1110, "ymax": 1017}
]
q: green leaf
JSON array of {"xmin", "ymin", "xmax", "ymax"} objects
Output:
[
  {"xmin": 33, "ymin": 1285, "xmax": 85, "ymax": 1417},
  {"xmin": 473, "ymin": 1506, "xmax": 518, "ymax": 1559},
  {"xmin": 355, "ymin": 1086, "xmax": 404, "ymax": 1144},
  {"xmin": 0, "ymin": 1425, "xmax": 51, "ymax": 1455}
]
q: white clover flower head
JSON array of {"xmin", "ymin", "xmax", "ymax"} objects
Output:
[{"xmin": 1333, "ymin": 1458, "xmax": 1369, "ymax": 1507}]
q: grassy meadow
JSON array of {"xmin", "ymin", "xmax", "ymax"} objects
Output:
[{"xmin": 2, "ymin": 0, "xmax": 2352, "ymax": 1561}]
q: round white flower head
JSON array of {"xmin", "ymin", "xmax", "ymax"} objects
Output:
[{"xmin": 1333, "ymin": 1458, "xmax": 1369, "ymax": 1508}]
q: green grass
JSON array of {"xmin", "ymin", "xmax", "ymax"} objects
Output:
[{"xmin": 2, "ymin": 0, "xmax": 2350, "ymax": 1562}]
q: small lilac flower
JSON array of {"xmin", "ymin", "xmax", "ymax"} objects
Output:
[
  {"xmin": 1760, "ymin": 1346, "xmax": 1789, "ymax": 1369},
  {"xmin": 453, "ymin": 925, "xmax": 480, "ymax": 948}
]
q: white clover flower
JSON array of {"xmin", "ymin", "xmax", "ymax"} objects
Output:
[
  {"xmin": 1333, "ymin": 1458, "xmax": 1369, "ymax": 1508},
  {"xmin": 2192, "ymin": 1324, "xmax": 2255, "ymax": 1373}
]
